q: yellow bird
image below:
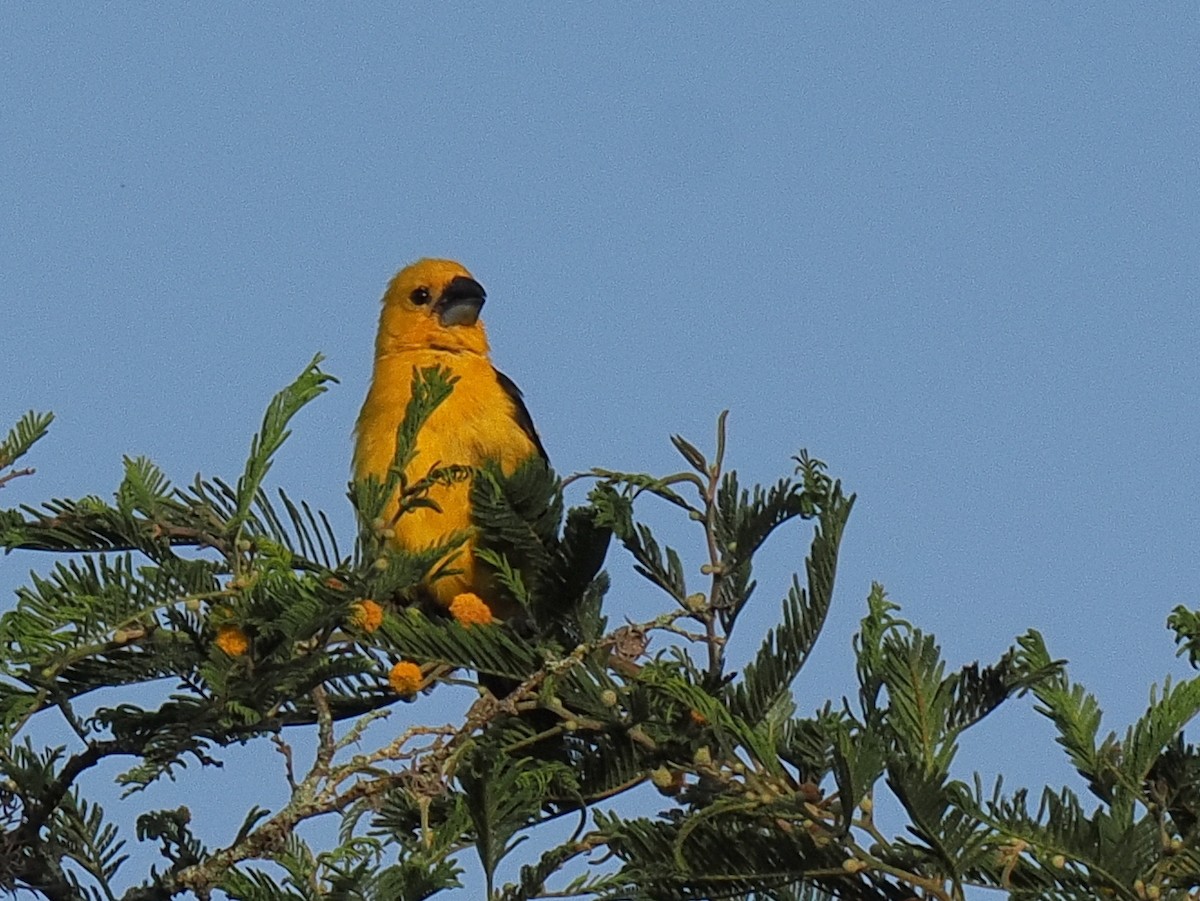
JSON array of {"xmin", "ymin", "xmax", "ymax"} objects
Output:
[{"xmin": 353, "ymin": 259, "xmax": 546, "ymax": 617}]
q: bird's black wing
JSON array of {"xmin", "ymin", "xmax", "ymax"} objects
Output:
[{"xmin": 494, "ymin": 368, "xmax": 548, "ymax": 461}]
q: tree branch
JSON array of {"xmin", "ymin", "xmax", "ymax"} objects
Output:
[{"xmin": 0, "ymin": 467, "xmax": 35, "ymax": 489}]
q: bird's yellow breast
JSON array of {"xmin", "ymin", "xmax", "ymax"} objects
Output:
[{"xmin": 354, "ymin": 348, "xmax": 539, "ymax": 606}]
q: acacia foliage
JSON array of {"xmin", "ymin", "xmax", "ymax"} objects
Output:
[{"xmin": 1, "ymin": 358, "xmax": 1199, "ymax": 901}]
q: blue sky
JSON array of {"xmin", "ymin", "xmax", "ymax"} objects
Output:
[{"xmin": 3, "ymin": 4, "xmax": 1198, "ymax": 895}]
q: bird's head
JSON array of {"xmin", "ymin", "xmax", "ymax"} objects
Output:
[{"xmin": 375, "ymin": 258, "xmax": 490, "ymax": 355}]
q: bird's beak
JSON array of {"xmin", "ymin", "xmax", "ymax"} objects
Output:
[{"xmin": 436, "ymin": 275, "xmax": 487, "ymax": 327}]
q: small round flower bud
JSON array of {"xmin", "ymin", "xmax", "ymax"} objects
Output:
[
  {"xmin": 349, "ymin": 599, "xmax": 384, "ymax": 633},
  {"xmin": 373, "ymin": 557, "xmax": 390, "ymax": 571},
  {"xmin": 449, "ymin": 593, "xmax": 494, "ymax": 628},
  {"xmin": 685, "ymin": 593, "xmax": 707, "ymax": 612},
  {"xmin": 215, "ymin": 625, "xmax": 250, "ymax": 657},
  {"xmin": 600, "ymin": 689, "xmax": 619, "ymax": 707},
  {"xmin": 650, "ymin": 767, "xmax": 674, "ymax": 790},
  {"xmin": 388, "ymin": 660, "xmax": 422, "ymax": 696},
  {"xmin": 693, "ymin": 746, "xmax": 712, "ymax": 767}
]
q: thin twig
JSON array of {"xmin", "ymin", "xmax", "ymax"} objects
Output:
[
  {"xmin": 271, "ymin": 734, "xmax": 297, "ymax": 791},
  {"xmin": 0, "ymin": 467, "xmax": 34, "ymax": 489},
  {"xmin": 702, "ymin": 458, "xmax": 725, "ymax": 677}
]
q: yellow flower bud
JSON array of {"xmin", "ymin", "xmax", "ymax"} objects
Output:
[
  {"xmin": 650, "ymin": 767, "xmax": 674, "ymax": 789},
  {"xmin": 449, "ymin": 592, "xmax": 494, "ymax": 627},
  {"xmin": 215, "ymin": 625, "xmax": 250, "ymax": 657},
  {"xmin": 349, "ymin": 599, "xmax": 384, "ymax": 633},
  {"xmin": 388, "ymin": 661, "xmax": 422, "ymax": 696}
]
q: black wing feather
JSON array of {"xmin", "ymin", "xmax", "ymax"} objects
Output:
[{"xmin": 494, "ymin": 368, "xmax": 548, "ymax": 461}]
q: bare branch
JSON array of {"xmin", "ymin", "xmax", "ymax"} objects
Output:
[{"xmin": 0, "ymin": 466, "xmax": 34, "ymax": 489}]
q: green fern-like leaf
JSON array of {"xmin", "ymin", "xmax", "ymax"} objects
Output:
[
  {"xmin": 377, "ymin": 609, "xmax": 543, "ymax": 682},
  {"xmin": 965, "ymin": 781, "xmax": 1158, "ymax": 895},
  {"xmin": 1168, "ymin": 605, "xmax": 1200, "ymax": 669},
  {"xmin": 233, "ymin": 354, "xmax": 336, "ymax": 529},
  {"xmin": 471, "ymin": 458, "xmax": 560, "ymax": 605},
  {"xmin": 459, "ymin": 749, "xmax": 573, "ymax": 893},
  {"xmin": 0, "ymin": 410, "xmax": 54, "ymax": 470},
  {"xmin": 594, "ymin": 808, "xmax": 879, "ymax": 901},
  {"xmin": 219, "ymin": 866, "xmax": 309, "ymax": 901},
  {"xmin": 53, "ymin": 791, "xmax": 129, "ymax": 888},
  {"xmin": 1120, "ymin": 676, "xmax": 1200, "ymax": 797},
  {"xmin": 730, "ymin": 574, "xmax": 832, "ymax": 728},
  {"xmin": 115, "ymin": 455, "xmax": 175, "ymax": 519},
  {"xmin": 1015, "ymin": 631, "xmax": 1114, "ymax": 802}
]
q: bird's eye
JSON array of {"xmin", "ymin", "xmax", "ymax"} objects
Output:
[{"xmin": 410, "ymin": 287, "xmax": 431, "ymax": 305}]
